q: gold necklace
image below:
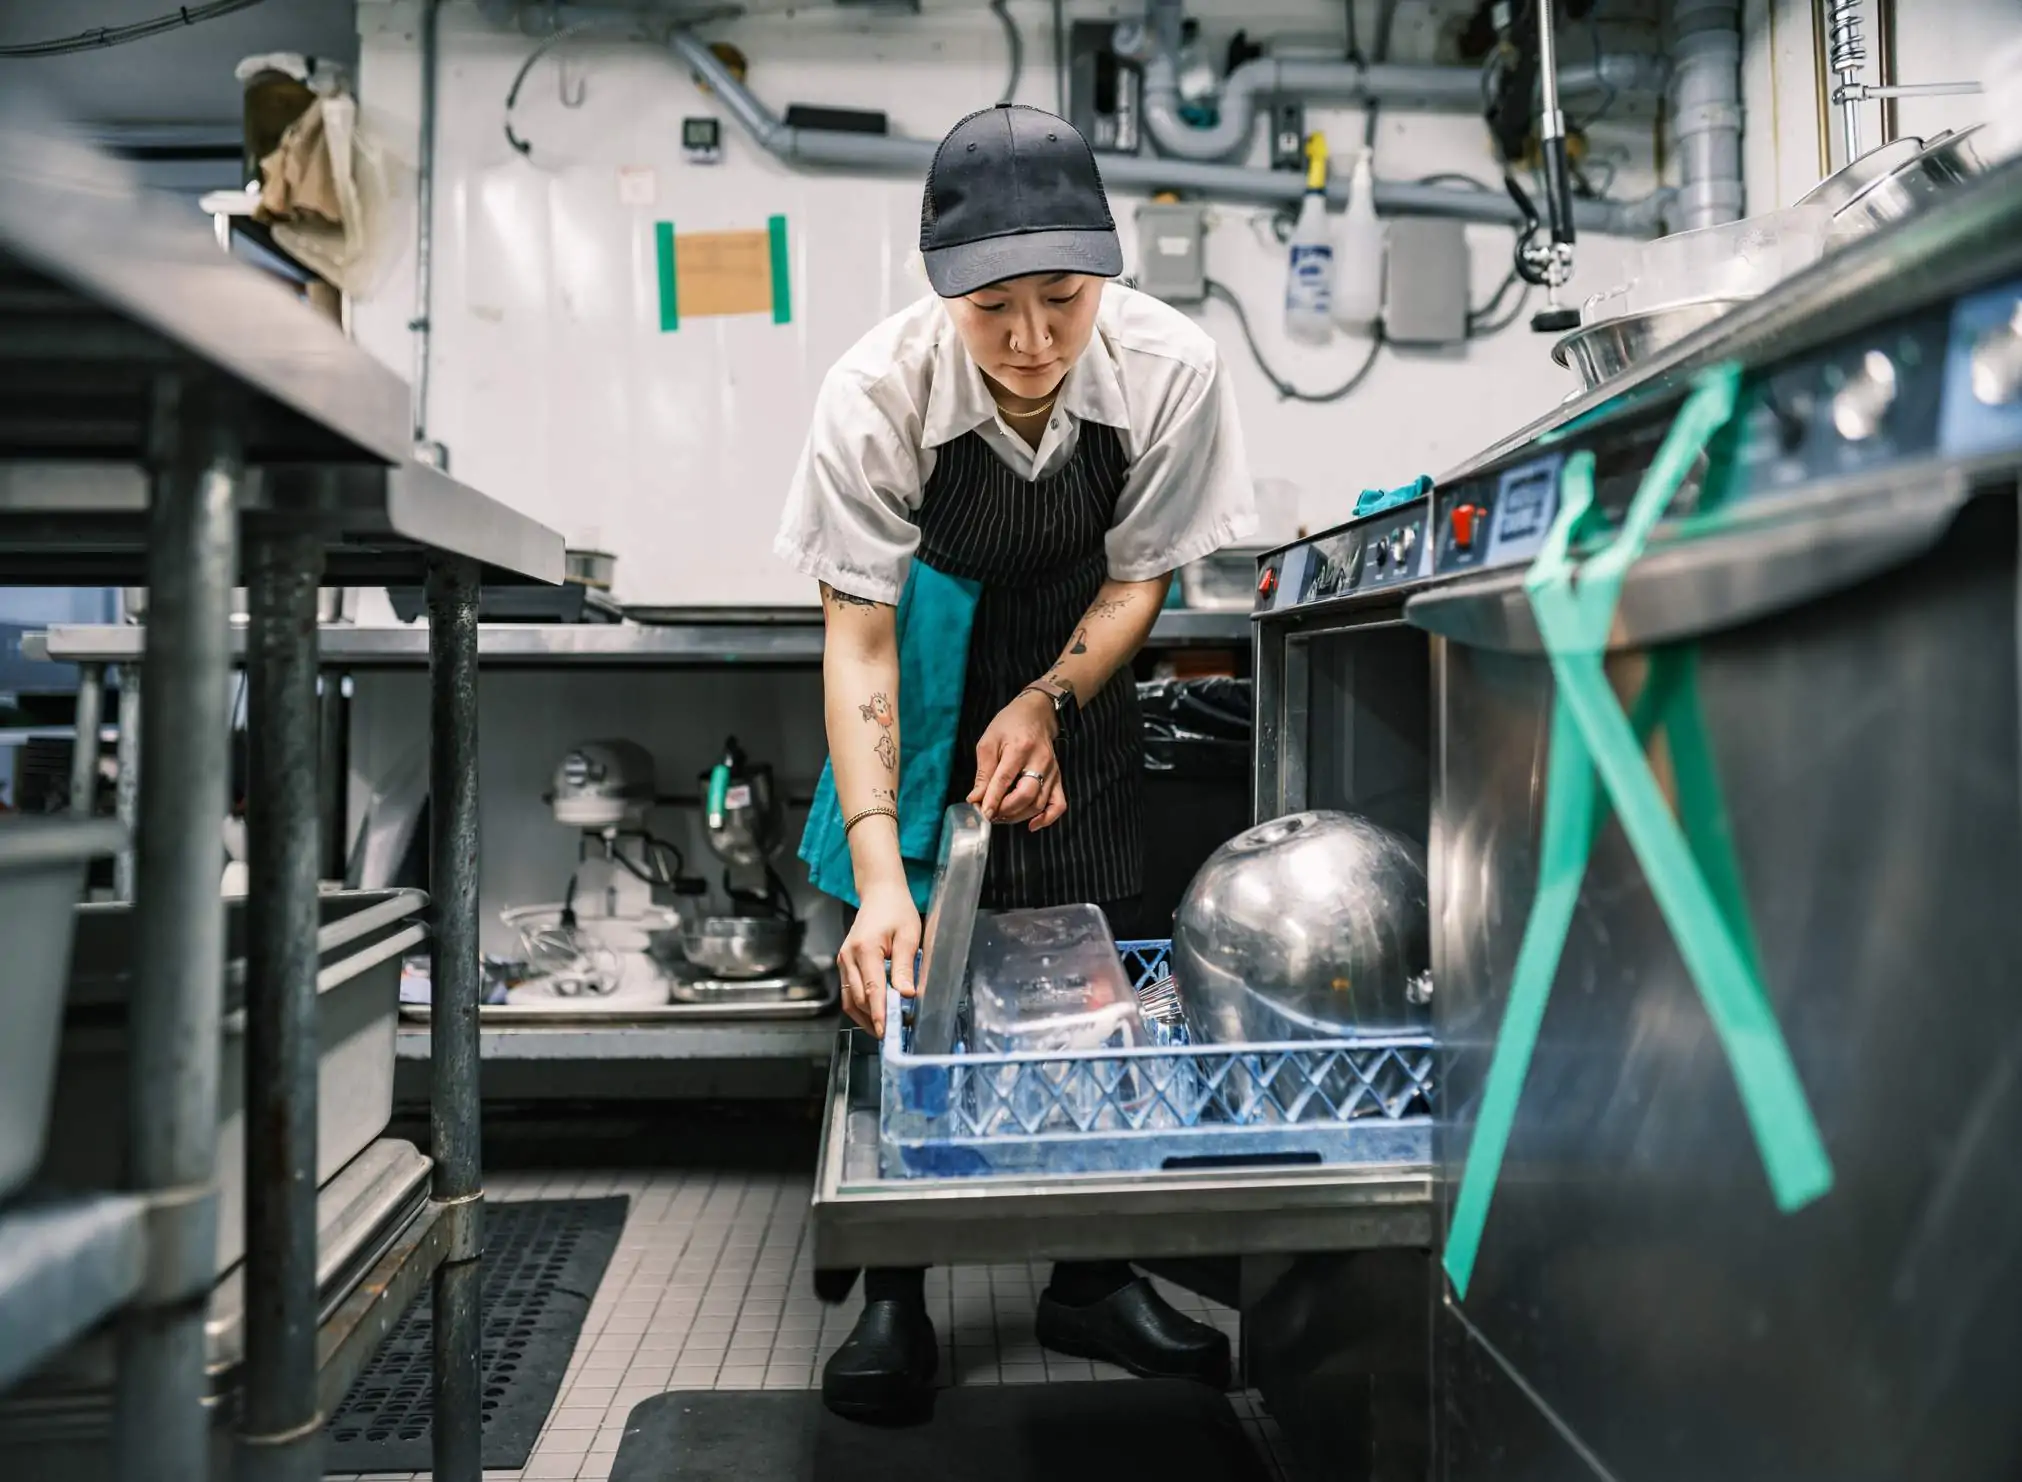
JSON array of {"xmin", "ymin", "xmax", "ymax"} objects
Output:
[{"xmin": 996, "ymin": 394, "xmax": 1059, "ymax": 421}]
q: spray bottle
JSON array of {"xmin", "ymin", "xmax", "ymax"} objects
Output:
[
  {"xmin": 1284, "ymin": 132, "xmax": 1334, "ymax": 345},
  {"xmin": 1331, "ymin": 148, "xmax": 1384, "ymax": 332}
]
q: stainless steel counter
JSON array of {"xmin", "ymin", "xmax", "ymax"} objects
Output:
[
  {"xmin": 31, "ymin": 609, "xmax": 1254, "ymax": 667},
  {"xmin": 394, "ymin": 1017, "xmax": 840, "ymax": 1063}
]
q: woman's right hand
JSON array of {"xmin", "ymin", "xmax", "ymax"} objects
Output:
[{"xmin": 838, "ymin": 878, "xmax": 921, "ymax": 1037}]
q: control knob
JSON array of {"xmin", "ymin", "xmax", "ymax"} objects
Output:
[
  {"xmin": 1394, "ymin": 526, "xmax": 1418, "ymax": 567},
  {"xmin": 1970, "ymin": 301, "xmax": 2022, "ymax": 408},
  {"xmin": 1830, "ymin": 349, "xmax": 1898, "ymax": 442}
]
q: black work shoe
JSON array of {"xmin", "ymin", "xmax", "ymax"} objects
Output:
[
  {"xmin": 821, "ymin": 1299, "xmax": 939, "ymax": 1423},
  {"xmin": 1036, "ymin": 1277, "xmax": 1233, "ymax": 1389}
]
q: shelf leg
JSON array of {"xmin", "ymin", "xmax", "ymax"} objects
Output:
[
  {"xmin": 426, "ymin": 554, "xmax": 485, "ymax": 1482},
  {"xmin": 112, "ymin": 663, "xmax": 142, "ymax": 901},
  {"xmin": 69, "ymin": 661, "xmax": 103, "ymax": 820},
  {"xmin": 113, "ymin": 376, "xmax": 240, "ymax": 1482},
  {"xmin": 237, "ymin": 529, "xmax": 327, "ymax": 1482}
]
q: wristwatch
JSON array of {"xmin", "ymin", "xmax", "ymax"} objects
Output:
[{"xmin": 1019, "ymin": 679, "xmax": 1077, "ymax": 736}]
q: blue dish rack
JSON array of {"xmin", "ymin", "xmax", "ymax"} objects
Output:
[{"xmin": 878, "ymin": 940, "xmax": 1437, "ymax": 1178}]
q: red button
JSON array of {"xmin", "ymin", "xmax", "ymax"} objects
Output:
[
  {"xmin": 1258, "ymin": 567, "xmax": 1278, "ymax": 596},
  {"xmin": 1451, "ymin": 504, "xmax": 1481, "ymax": 550}
]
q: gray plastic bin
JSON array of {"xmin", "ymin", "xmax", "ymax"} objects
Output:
[
  {"xmin": 0, "ymin": 818, "xmax": 124, "ymax": 1201},
  {"xmin": 43, "ymin": 887, "xmax": 427, "ymax": 1275}
]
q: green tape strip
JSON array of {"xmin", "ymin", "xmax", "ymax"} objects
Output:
[
  {"xmin": 768, "ymin": 214, "xmax": 791, "ymax": 325},
  {"xmin": 655, "ymin": 221, "xmax": 678, "ymax": 332},
  {"xmin": 1443, "ymin": 365, "xmax": 1834, "ymax": 1299}
]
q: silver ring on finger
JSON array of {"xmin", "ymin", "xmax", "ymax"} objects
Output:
[{"xmin": 1018, "ymin": 769, "xmax": 1047, "ymax": 783}]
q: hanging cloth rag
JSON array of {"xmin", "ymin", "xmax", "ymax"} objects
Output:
[{"xmin": 800, "ymin": 561, "xmax": 982, "ymax": 911}]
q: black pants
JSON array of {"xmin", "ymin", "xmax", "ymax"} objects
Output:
[{"xmin": 848, "ymin": 897, "xmax": 1147, "ymax": 1312}]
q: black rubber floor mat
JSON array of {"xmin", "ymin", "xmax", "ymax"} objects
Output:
[
  {"xmin": 323, "ymin": 1195, "xmax": 629, "ymax": 1472},
  {"xmin": 609, "ymin": 1381, "xmax": 1273, "ymax": 1482}
]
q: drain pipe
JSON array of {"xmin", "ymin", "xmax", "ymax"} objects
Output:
[
  {"xmin": 1138, "ymin": 48, "xmax": 1664, "ymax": 165},
  {"xmin": 411, "ymin": 0, "xmax": 444, "ymax": 466},
  {"xmin": 668, "ymin": 29, "xmax": 1662, "ymax": 236},
  {"xmin": 1670, "ymin": 0, "xmax": 1744, "ymax": 230}
]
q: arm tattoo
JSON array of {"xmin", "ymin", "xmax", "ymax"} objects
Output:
[
  {"xmin": 1086, "ymin": 594, "xmax": 1132, "ymax": 619},
  {"xmin": 1043, "ymin": 671, "xmax": 1078, "ymax": 701},
  {"xmin": 859, "ymin": 692, "xmax": 895, "ymax": 727},
  {"xmin": 874, "ymin": 732, "xmax": 897, "ymax": 771},
  {"xmin": 1068, "ymin": 627, "xmax": 1088, "ymax": 656},
  {"xmin": 820, "ymin": 582, "xmax": 887, "ymax": 610}
]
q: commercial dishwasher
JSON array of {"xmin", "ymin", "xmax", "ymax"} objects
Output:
[{"xmin": 1402, "ymin": 161, "xmax": 2022, "ymax": 1479}]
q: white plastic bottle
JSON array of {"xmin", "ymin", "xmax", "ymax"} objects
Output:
[
  {"xmin": 1332, "ymin": 148, "xmax": 1384, "ymax": 332},
  {"xmin": 1284, "ymin": 133, "xmax": 1335, "ymax": 345}
]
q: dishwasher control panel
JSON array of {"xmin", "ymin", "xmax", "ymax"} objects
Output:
[
  {"xmin": 1255, "ymin": 503, "xmax": 1434, "ymax": 614},
  {"xmin": 1259, "ymin": 273, "xmax": 2022, "ymax": 613}
]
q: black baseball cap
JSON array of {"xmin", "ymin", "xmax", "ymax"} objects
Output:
[{"xmin": 920, "ymin": 104, "xmax": 1124, "ymax": 298}]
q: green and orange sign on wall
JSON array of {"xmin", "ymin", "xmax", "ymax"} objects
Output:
[{"xmin": 654, "ymin": 215, "xmax": 791, "ymax": 331}]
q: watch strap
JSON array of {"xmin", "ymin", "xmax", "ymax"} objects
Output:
[{"xmin": 1019, "ymin": 680, "xmax": 1076, "ymax": 735}]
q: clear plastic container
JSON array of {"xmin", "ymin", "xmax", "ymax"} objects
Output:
[{"xmin": 967, "ymin": 905, "xmax": 1141, "ymax": 1057}]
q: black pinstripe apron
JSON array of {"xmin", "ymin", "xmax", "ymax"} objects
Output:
[{"xmin": 913, "ymin": 423, "xmax": 1142, "ymax": 909}]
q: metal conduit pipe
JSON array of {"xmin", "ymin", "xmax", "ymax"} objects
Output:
[
  {"xmin": 1138, "ymin": 49, "xmax": 1666, "ymax": 164},
  {"xmin": 1670, "ymin": 0, "xmax": 1744, "ymax": 229},
  {"xmin": 412, "ymin": 0, "xmax": 442, "ymax": 464},
  {"xmin": 667, "ymin": 29, "xmax": 1663, "ymax": 237}
]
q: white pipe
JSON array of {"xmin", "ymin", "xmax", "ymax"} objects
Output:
[
  {"xmin": 1138, "ymin": 48, "xmax": 1663, "ymax": 164},
  {"xmin": 665, "ymin": 29, "xmax": 1662, "ymax": 237},
  {"xmin": 1670, "ymin": 0, "xmax": 1744, "ymax": 230}
]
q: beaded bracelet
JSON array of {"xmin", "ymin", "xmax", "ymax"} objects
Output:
[{"xmin": 842, "ymin": 805, "xmax": 900, "ymax": 835}]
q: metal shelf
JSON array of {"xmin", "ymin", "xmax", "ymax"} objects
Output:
[
  {"xmin": 0, "ymin": 94, "xmax": 512, "ymax": 1480},
  {"xmin": 396, "ymin": 1016, "xmax": 841, "ymax": 1064},
  {"xmin": 31, "ymin": 609, "xmax": 1254, "ymax": 668},
  {"xmin": 0, "ymin": 1193, "xmax": 146, "ymax": 1395},
  {"xmin": 0, "ymin": 95, "xmax": 563, "ymax": 589}
]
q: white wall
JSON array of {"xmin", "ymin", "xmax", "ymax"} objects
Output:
[{"xmin": 352, "ymin": 0, "xmax": 1661, "ymax": 606}]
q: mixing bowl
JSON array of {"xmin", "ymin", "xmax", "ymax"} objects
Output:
[
  {"xmin": 1172, "ymin": 811, "xmax": 1430, "ymax": 1042},
  {"xmin": 682, "ymin": 915, "xmax": 804, "ymax": 979}
]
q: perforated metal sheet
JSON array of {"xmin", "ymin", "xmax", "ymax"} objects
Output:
[{"xmin": 324, "ymin": 1195, "xmax": 628, "ymax": 1472}]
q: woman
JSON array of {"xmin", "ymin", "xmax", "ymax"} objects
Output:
[{"xmin": 777, "ymin": 103, "xmax": 1255, "ymax": 1422}]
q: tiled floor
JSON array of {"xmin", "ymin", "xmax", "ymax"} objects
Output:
[{"xmin": 325, "ymin": 1165, "xmax": 1302, "ymax": 1481}]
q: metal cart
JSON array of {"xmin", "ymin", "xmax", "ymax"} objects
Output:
[{"xmin": 0, "ymin": 93, "xmax": 563, "ymax": 1482}]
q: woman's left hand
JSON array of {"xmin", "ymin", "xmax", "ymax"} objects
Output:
[{"xmin": 969, "ymin": 691, "xmax": 1068, "ymax": 831}]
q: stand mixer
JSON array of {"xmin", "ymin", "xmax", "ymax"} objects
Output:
[
  {"xmin": 675, "ymin": 737, "xmax": 819, "ymax": 1003},
  {"xmin": 510, "ymin": 739, "xmax": 691, "ymax": 1000}
]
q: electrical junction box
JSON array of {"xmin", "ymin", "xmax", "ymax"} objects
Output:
[
  {"xmin": 1383, "ymin": 217, "xmax": 1470, "ymax": 345},
  {"xmin": 1135, "ymin": 202, "xmax": 1207, "ymax": 304},
  {"xmin": 1270, "ymin": 101, "xmax": 1306, "ymax": 172}
]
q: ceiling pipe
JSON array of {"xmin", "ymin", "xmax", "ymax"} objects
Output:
[
  {"xmin": 1137, "ymin": 48, "xmax": 1666, "ymax": 165},
  {"xmin": 666, "ymin": 29, "xmax": 1663, "ymax": 236}
]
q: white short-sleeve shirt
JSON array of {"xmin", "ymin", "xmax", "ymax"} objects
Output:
[{"xmin": 774, "ymin": 282, "xmax": 1256, "ymax": 605}]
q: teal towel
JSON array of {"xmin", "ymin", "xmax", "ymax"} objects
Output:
[
  {"xmin": 799, "ymin": 560, "xmax": 982, "ymax": 911},
  {"xmin": 1353, "ymin": 473, "xmax": 1434, "ymax": 519}
]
